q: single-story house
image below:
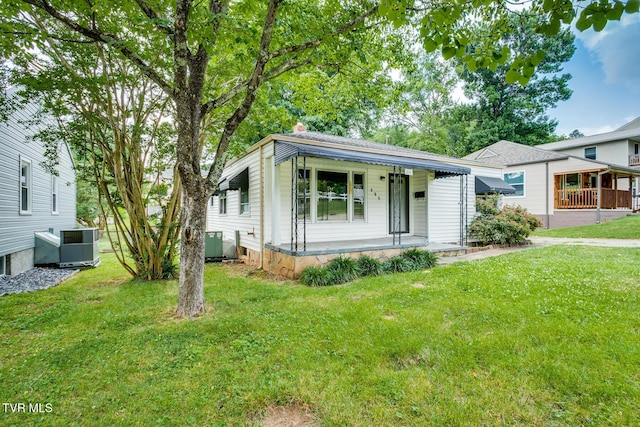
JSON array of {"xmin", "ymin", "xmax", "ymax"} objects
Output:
[
  {"xmin": 465, "ymin": 140, "xmax": 640, "ymax": 228},
  {"xmin": 208, "ymin": 127, "xmax": 507, "ymax": 278},
  {"xmin": 0, "ymin": 91, "xmax": 77, "ymax": 275}
]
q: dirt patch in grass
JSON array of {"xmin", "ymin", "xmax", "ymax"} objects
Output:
[
  {"xmin": 261, "ymin": 404, "xmax": 318, "ymax": 427},
  {"xmin": 217, "ymin": 261, "xmax": 289, "ymax": 282},
  {"xmin": 411, "ymin": 283, "xmax": 426, "ymax": 288}
]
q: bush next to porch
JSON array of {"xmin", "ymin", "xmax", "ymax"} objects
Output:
[
  {"xmin": 470, "ymin": 195, "xmax": 541, "ymax": 245},
  {"xmin": 300, "ymin": 249, "xmax": 438, "ymax": 286}
]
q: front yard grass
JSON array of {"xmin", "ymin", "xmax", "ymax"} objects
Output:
[
  {"xmin": 533, "ymin": 214, "xmax": 640, "ymax": 239},
  {"xmin": 1, "ymin": 246, "xmax": 639, "ymax": 426}
]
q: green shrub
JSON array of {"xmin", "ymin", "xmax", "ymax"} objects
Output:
[
  {"xmin": 357, "ymin": 255, "xmax": 385, "ymax": 276},
  {"xmin": 476, "ymin": 194, "xmax": 501, "ymax": 216},
  {"xmin": 327, "ymin": 256, "xmax": 360, "ymax": 284},
  {"xmin": 299, "ymin": 266, "xmax": 333, "ymax": 287},
  {"xmin": 470, "ymin": 199, "xmax": 542, "ymax": 245},
  {"xmin": 383, "ymin": 255, "xmax": 414, "ymax": 274},
  {"xmin": 402, "ymin": 248, "xmax": 438, "ymax": 269}
]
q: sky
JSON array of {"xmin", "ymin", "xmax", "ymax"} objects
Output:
[{"xmin": 549, "ymin": 14, "xmax": 640, "ymax": 137}]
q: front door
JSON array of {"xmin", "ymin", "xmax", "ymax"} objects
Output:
[{"xmin": 389, "ymin": 174, "xmax": 409, "ymax": 234}]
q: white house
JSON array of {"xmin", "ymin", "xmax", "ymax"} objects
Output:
[
  {"xmin": 208, "ymin": 128, "xmax": 506, "ymax": 278},
  {"xmin": 465, "ymin": 140, "xmax": 640, "ymax": 228},
  {"xmin": 0, "ymin": 91, "xmax": 77, "ymax": 275}
]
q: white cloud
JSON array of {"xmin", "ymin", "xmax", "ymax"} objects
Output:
[{"xmin": 574, "ymin": 15, "xmax": 640, "ymax": 88}]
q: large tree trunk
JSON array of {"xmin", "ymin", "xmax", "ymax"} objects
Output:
[{"xmin": 176, "ymin": 185, "xmax": 208, "ymax": 317}]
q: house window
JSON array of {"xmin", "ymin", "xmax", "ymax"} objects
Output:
[
  {"xmin": 219, "ymin": 192, "xmax": 227, "ymax": 215},
  {"xmin": 297, "ymin": 168, "xmax": 311, "ymax": 220},
  {"xmin": 503, "ymin": 171, "xmax": 525, "ymax": 196},
  {"xmin": 20, "ymin": 157, "xmax": 32, "ymax": 214},
  {"xmin": 584, "ymin": 146, "xmax": 597, "ymax": 160},
  {"xmin": 353, "ymin": 173, "xmax": 365, "ymax": 221},
  {"xmin": 563, "ymin": 173, "xmax": 581, "ymax": 189},
  {"xmin": 0, "ymin": 255, "xmax": 5, "ymax": 276},
  {"xmin": 52, "ymin": 175, "xmax": 59, "ymax": 214},
  {"xmin": 635, "ymin": 143, "xmax": 639, "ymax": 155},
  {"xmin": 317, "ymin": 170, "xmax": 348, "ymax": 221},
  {"xmin": 239, "ymin": 188, "xmax": 249, "ymax": 214}
]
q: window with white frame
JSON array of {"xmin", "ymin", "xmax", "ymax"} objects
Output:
[
  {"xmin": 503, "ymin": 171, "xmax": 525, "ymax": 196},
  {"xmin": 20, "ymin": 157, "xmax": 32, "ymax": 213},
  {"xmin": 239, "ymin": 188, "xmax": 249, "ymax": 214},
  {"xmin": 317, "ymin": 170, "xmax": 348, "ymax": 221},
  {"xmin": 52, "ymin": 175, "xmax": 59, "ymax": 214},
  {"xmin": 219, "ymin": 192, "xmax": 227, "ymax": 214}
]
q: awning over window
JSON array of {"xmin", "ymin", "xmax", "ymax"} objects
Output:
[
  {"xmin": 475, "ymin": 175, "xmax": 516, "ymax": 194},
  {"xmin": 219, "ymin": 167, "xmax": 249, "ymax": 191},
  {"xmin": 274, "ymin": 141, "xmax": 470, "ymax": 178}
]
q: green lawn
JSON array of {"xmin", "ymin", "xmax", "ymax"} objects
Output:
[
  {"xmin": 534, "ymin": 214, "xmax": 640, "ymax": 239},
  {"xmin": 1, "ymin": 247, "xmax": 639, "ymax": 426}
]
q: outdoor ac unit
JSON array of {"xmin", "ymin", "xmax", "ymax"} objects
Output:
[
  {"xmin": 205, "ymin": 231, "xmax": 224, "ymax": 260},
  {"xmin": 34, "ymin": 231, "xmax": 61, "ymax": 265},
  {"xmin": 59, "ymin": 228, "xmax": 100, "ymax": 268}
]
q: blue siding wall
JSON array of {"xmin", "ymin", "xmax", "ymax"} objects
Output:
[{"xmin": 0, "ymin": 96, "xmax": 76, "ymax": 257}]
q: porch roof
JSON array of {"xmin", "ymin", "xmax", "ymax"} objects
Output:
[{"xmin": 273, "ymin": 141, "xmax": 470, "ymax": 178}]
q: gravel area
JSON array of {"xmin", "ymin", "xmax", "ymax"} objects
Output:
[{"xmin": 0, "ymin": 267, "xmax": 79, "ymax": 296}]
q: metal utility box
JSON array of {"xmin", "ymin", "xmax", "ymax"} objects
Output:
[
  {"xmin": 59, "ymin": 228, "xmax": 100, "ymax": 268},
  {"xmin": 205, "ymin": 231, "xmax": 224, "ymax": 259},
  {"xmin": 34, "ymin": 231, "xmax": 61, "ymax": 264}
]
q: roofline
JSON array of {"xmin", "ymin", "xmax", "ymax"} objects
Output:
[
  {"xmin": 540, "ymin": 128, "xmax": 640, "ymax": 151},
  {"xmin": 225, "ymin": 133, "xmax": 502, "ymax": 170}
]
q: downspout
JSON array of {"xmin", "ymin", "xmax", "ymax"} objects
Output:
[
  {"xmin": 545, "ymin": 162, "xmax": 549, "ymax": 229},
  {"xmin": 597, "ymin": 167, "xmax": 611, "ymax": 224},
  {"xmin": 259, "ymin": 144, "xmax": 264, "ymax": 268}
]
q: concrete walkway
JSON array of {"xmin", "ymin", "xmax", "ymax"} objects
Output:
[{"xmin": 438, "ymin": 236, "xmax": 640, "ymax": 265}]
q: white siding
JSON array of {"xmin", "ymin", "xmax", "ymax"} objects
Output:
[
  {"xmin": 0, "ymin": 98, "xmax": 76, "ymax": 258},
  {"xmin": 429, "ymin": 174, "xmax": 463, "ymax": 243},
  {"xmin": 553, "ymin": 139, "xmax": 630, "ymax": 166},
  {"xmin": 207, "ymin": 144, "xmax": 265, "ymax": 253},
  {"xmin": 275, "ymin": 158, "xmax": 392, "ymax": 244}
]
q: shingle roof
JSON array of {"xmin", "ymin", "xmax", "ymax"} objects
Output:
[
  {"xmin": 463, "ymin": 140, "xmax": 567, "ymax": 166},
  {"xmin": 275, "ymin": 131, "xmax": 456, "ymax": 161}
]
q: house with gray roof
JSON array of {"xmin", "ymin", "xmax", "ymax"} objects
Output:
[
  {"xmin": 207, "ymin": 125, "xmax": 505, "ymax": 278},
  {"xmin": 465, "ymin": 140, "xmax": 640, "ymax": 228},
  {"xmin": 0, "ymin": 92, "xmax": 77, "ymax": 276}
]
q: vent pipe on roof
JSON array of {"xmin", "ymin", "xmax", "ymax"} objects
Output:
[
  {"xmin": 293, "ymin": 122, "xmax": 306, "ymax": 133},
  {"xmin": 386, "ymin": 134, "xmax": 390, "ymax": 145}
]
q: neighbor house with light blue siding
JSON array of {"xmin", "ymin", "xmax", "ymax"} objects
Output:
[{"xmin": 0, "ymin": 91, "xmax": 76, "ymax": 275}]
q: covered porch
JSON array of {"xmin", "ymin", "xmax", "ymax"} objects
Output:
[
  {"xmin": 554, "ymin": 168, "xmax": 640, "ymax": 210},
  {"xmin": 263, "ymin": 236, "xmax": 465, "ymax": 279}
]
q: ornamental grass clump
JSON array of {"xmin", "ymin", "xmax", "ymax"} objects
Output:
[
  {"xmin": 299, "ymin": 266, "xmax": 334, "ymax": 287},
  {"xmin": 357, "ymin": 255, "xmax": 385, "ymax": 277},
  {"xmin": 327, "ymin": 256, "xmax": 360, "ymax": 284},
  {"xmin": 402, "ymin": 248, "xmax": 438, "ymax": 269},
  {"xmin": 383, "ymin": 255, "xmax": 414, "ymax": 274}
]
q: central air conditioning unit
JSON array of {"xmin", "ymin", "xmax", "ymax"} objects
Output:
[
  {"xmin": 59, "ymin": 228, "xmax": 100, "ymax": 268},
  {"xmin": 34, "ymin": 231, "xmax": 61, "ymax": 265}
]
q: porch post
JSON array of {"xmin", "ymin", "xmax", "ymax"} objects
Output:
[{"xmin": 303, "ymin": 156, "xmax": 307, "ymax": 251}]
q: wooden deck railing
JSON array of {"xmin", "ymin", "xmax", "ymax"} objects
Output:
[
  {"xmin": 629, "ymin": 154, "xmax": 640, "ymax": 166},
  {"xmin": 556, "ymin": 188, "xmax": 632, "ymax": 209}
]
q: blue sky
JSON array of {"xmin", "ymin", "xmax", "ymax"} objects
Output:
[{"xmin": 549, "ymin": 14, "xmax": 640, "ymax": 136}]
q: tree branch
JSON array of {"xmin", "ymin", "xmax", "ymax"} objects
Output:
[
  {"xmin": 200, "ymin": 4, "xmax": 379, "ymax": 117},
  {"xmin": 267, "ymin": 5, "xmax": 379, "ymax": 61},
  {"xmin": 205, "ymin": 0, "xmax": 282, "ymax": 186},
  {"xmin": 22, "ymin": 0, "xmax": 175, "ymax": 98},
  {"xmin": 134, "ymin": 0, "xmax": 174, "ymax": 37}
]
